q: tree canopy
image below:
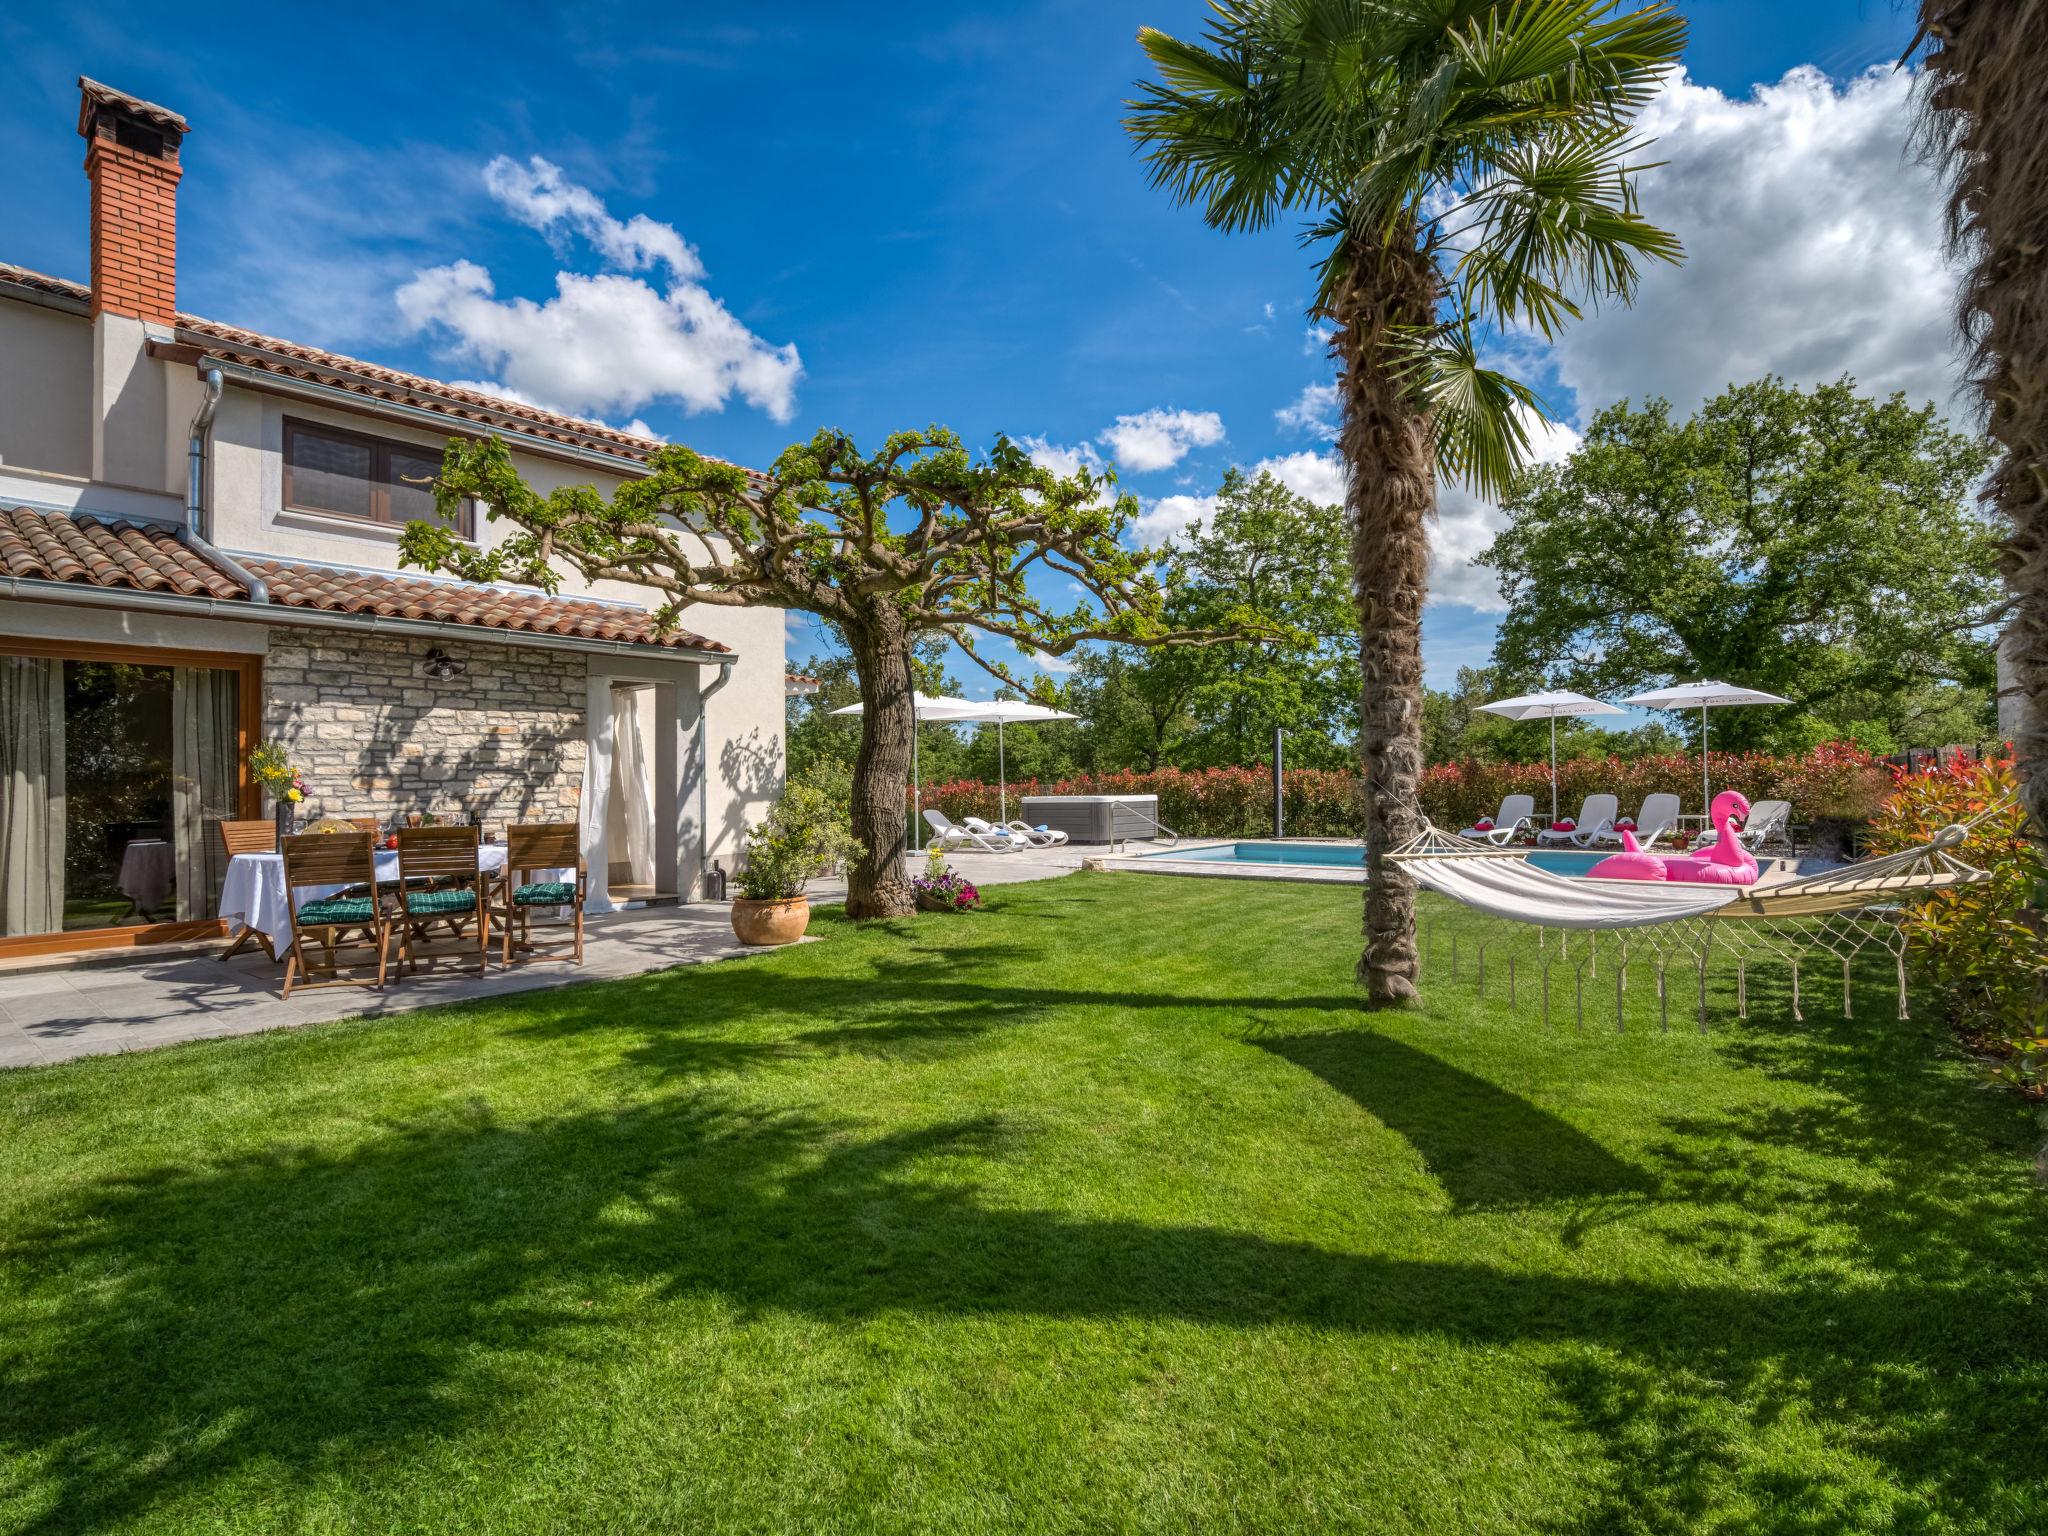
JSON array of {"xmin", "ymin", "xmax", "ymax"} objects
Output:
[
  {"xmin": 405, "ymin": 426, "xmax": 1274, "ymax": 916},
  {"xmin": 1483, "ymin": 377, "xmax": 2002, "ymax": 751}
]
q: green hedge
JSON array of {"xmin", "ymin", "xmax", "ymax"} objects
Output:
[{"xmin": 919, "ymin": 742, "xmax": 1891, "ymax": 838}]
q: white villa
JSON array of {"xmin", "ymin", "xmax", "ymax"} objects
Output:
[{"xmin": 0, "ymin": 78, "xmax": 788, "ymax": 959}]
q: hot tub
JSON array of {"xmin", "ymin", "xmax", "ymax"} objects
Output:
[{"xmin": 1018, "ymin": 794, "xmax": 1162, "ymax": 845}]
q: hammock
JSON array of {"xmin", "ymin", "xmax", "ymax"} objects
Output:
[{"xmin": 1385, "ymin": 813, "xmax": 2001, "ymax": 1028}]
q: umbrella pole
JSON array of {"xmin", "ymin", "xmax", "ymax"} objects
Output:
[
  {"xmin": 911, "ymin": 723, "xmax": 921, "ymax": 855},
  {"xmin": 1701, "ymin": 704, "xmax": 1709, "ymax": 815},
  {"xmin": 1550, "ymin": 716, "xmax": 1558, "ymax": 823},
  {"xmin": 998, "ymin": 719, "xmax": 1007, "ymax": 824}
]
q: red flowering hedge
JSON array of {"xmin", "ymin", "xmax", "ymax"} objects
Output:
[
  {"xmin": 918, "ymin": 742, "xmax": 1893, "ymax": 839},
  {"xmin": 1869, "ymin": 753, "xmax": 2044, "ymax": 1094}
]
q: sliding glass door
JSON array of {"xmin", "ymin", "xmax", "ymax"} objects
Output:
[{"xmin": 0, "ymin": 642, "xmax": 257, "ymax": 952}]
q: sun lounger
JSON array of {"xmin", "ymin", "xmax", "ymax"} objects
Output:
[
  {"xmin": 1696, "ymin": 797, "xmax": 1792, "ymax": 855},
  {"xmin": 1537, "ymin": 793, "xmax": 1618, "ymax": 848},
  {"xmin": 924, "ymin": 810, "xmax": 1020, "ymax": 852},
  {"xmin": 1003, "ymin": 820, "xmax": 1070, "ymax": 847},
  {"xmin": 1592, "ymin": 792, "xmax": 1681, "ymax": 849},
  {"xmin": 1458, "ymin": 794, "xmax": 1534, "ymax": 846}
]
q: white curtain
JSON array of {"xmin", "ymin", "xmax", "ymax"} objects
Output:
[
  {"xmin": 612, "ymin": 685, "xmax": 656, "ymax": 887},
  {"xmin": 0, "ymin": 655, "xmax": 66, "ymax": 936},
  {"xmin": 172, "ymin": 667, "xmax": 239, "ymax": 921}
]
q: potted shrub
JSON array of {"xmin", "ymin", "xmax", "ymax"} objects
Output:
[{"xmin": 731, "ymin": 783, "xmax": 858, "ymax": 946}]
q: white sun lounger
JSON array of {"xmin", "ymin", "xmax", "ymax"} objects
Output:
[
  {"xmin": 1537, "ymin": 793, "xmax": 1618, "ymax": 848},
  {"xmin": 1003, "ymin": 819, "xmax": 1070, "ymax": 847},
  {"xmin": 1696, "ymin": 798, "xmax": 1792, "ymax": 855},
  {"xmin": 1458, "ymin": 794, "xmax": 1535, "ymax": 846},
  {"xmin": 1591, "ymin": 792, "xmax": 1682, "ymax": 849},
  {"xmin": 925, "ymin": 810, "xmax": 1021, "ymax": 852}
]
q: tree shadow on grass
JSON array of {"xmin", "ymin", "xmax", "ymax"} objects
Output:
[
  {"xmin": 1253, "ymin": 1028, "xmax": 1655, "ymax": 1211},
  {"xmin": 4, "ymin": 1089, "xmax": 2044, "ymax": 1532}
]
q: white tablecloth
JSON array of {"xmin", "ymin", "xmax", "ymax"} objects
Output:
[{"xmin": 220, "ymin": 844, "xmax": 511, "ymax": 952}]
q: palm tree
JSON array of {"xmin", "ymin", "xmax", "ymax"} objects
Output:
[
  {"xmin": 1127, "ymin": 0, "xmax": 1685, "ymax": 1002},
  {"xmin": 1911, "ymin": 2, "xmax": 2048, "ymax": 856}
]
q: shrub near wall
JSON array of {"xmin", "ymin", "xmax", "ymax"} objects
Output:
[{"xmin": 919, "ymin": 743, "xmax": 1892, "ymax": 840}]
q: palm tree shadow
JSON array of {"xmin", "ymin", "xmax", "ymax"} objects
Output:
[
  {"xmin": 1253, "ymin": 1026, "xmax": 1655, "ymax": 1211},
  {"xmin": 3, "ymin": 1094, "xmax": 2042, "ymax": 1532}
]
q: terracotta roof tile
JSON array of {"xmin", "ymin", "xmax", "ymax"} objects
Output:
[
  {"xmin": 0, "ymin": 507, "xmax": 729, "ymax": 655},
  {"xmin": 0, "ymin": 506, "xmax": 242, "ymax": 598},
  {"xmin": 243, "ymin": 560, "xmax": 729, "ymax": 653}
]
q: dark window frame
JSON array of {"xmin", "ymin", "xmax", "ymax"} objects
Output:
[{"xmin": 281, "ymin": 417, "xmax": 474, "ymax": 538}]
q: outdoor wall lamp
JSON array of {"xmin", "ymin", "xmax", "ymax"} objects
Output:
[{"xmin": 423, "ymin": 648, "xmax": 468, "ymax": 680}]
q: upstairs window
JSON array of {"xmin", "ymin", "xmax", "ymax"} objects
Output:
[{"xmin": 282, "ymin": 418, "xmax": 473, "ymax": 537}]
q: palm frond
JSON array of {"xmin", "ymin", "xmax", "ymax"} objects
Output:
[
  {"xmin": 1387, "ymin": 326, "xmax": 1547, "ymax": 499},
  {"xmin": 1451, "ymin": 124, "xmax": 1682, "ymax": 334}
]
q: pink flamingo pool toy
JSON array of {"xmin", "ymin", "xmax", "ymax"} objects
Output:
[
  {"xmin": 1586, "ymin": 827, "xmax": 1667, "ymax": 881},
  {"xmin": 1586, "ymin": 790, "xmax": 1759, "ymax": 885}
]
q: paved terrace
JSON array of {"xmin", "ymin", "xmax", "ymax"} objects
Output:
[{"xmin": 0, "ymin": 842, "xmax": 1094, "ymax": 1067}]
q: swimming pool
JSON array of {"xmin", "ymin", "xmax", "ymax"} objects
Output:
[{"xmin": 1139, "ymin": 841, "xmax": 1607, "ymax": 878}]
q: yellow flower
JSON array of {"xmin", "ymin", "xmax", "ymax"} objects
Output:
[{"xmin": 286, "ymin": 789, "xmax": 304, "ymax": 803}]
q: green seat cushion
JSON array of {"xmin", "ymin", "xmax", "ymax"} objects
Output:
[
  {"xmin": 513, "ymin": 881, "xmax": 577, "ymax": 906},
  {"xmin": 404, "ymin": 887, "xmax": 478, "ymax": 916},
  {"xmin": 296, "ymin": 896, "xmax": 377, "ymax": 926}
]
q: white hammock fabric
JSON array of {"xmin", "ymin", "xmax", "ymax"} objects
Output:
[
  {"xmin": 1385, "ymin": 807, "xmax": 2008, "ymax": 1028},
  {"xmin": 1402, "ymin": 854, "xmax": 1742, "ymax": 928}
]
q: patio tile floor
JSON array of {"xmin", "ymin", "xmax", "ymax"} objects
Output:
[{"xmin": 1, "ymin": 844, "xmax": 1092, "ymax": 1066}]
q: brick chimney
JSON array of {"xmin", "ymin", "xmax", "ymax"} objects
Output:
[{"xmin": 76, "ymin": 77, "xmax": 188, "ymax": 325}]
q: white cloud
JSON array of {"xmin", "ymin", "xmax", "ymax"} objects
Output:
[
  {"xmin": 1097, "ymin": 408, "xmax": 1226, "ymax": 472},
  {"xmin": 1253, "ymin": 449, "xmax": 1348, "ymax": 508},
  {"xmin": 1275, "ymin": 382, "xmax": 1340, "ymax": 438},
  {"xmin": 1428, "ymin": 416, "xmax": 1581, "ymax": 610},
  {"xmin": 481, "ymin": 156, "xmax": 701, "ymax": 277},
  {"xmin": 1026, "ymin": 647, "xmax": 1077, "ymax": 674},
  {"xmin": 1133, "ymin": 492, "xmax": 1216, "ymax": 546},
  {"xmin": 1019, "ymin": 435, "xmax": 1105, "ymax": 479},
  {"xmin": 396, "ymin": 158, "xmax": 803, "ymax": 424},
  {"xmin": 1236, "ymin": 416, "xmax": 1578, "ymax": 611},
  {"xmin": 1547, "ymin": 66, "xmax": 1960, "ymax": 419}
]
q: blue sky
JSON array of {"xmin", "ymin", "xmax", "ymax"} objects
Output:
[{"xmin": 1, "ymin": 3, "xmax": 1948, "ymax": 700}]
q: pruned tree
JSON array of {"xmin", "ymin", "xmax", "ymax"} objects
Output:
[{"xmin": 399, "ymin": 427, "xmax": 1271, "ymax": 917}]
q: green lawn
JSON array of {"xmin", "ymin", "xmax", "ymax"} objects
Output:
[{"xmin": 2, "ymin": 874, "xmax": 2044, "ymax": 1533}]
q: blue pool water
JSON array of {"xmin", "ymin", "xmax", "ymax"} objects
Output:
[{"xmin": 1141, "ymin": 842, "xmax": 1606, "ymax": 878}]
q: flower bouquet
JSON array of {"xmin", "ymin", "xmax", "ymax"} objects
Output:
[{"xmin": 249, "ymin": 741, "xmax": 307, "ymax": 835}]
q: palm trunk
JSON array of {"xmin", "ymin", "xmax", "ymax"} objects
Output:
[
  {"xmin": 1333, "ymin": 232, "xmax": 1440, "ymax": 1004},
  {"xmin": 843, "ymin": 608, "xmax": 915, "ymax": 918},
  {"xmin": 1917, "ymin": 0, "xmax": 2048, "ymax": 857}
]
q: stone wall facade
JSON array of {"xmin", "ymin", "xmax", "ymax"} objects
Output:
[{"xmin": 264, "ymin": 631, "xmax": 588, "ymax": 831}]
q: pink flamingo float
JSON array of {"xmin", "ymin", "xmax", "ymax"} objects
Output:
[{"xmin": 1587, "ymin": 790, "xmax": 1759, "ymax": 886}]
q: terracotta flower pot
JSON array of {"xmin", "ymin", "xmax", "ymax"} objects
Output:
[{"xmin": 731, "ymin": 895, "xmax": 810, "ymax": 946}]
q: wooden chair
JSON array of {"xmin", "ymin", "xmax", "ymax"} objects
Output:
[
  {"xmin": 392, "ymin": 825, "xmax": 489, "ymax": 976},
  {"xmin": 491, "ymin": 822, "xmax": 587, "ymax": 965},
  {"xmin": 217, "ymin": 819, "xmax": 280, "ymax": 961},
  {"xmin": 217, "ymin": 819, "xmax": 280, "ymax": 962},
  {"xmin": 279, "ymin": 833, "xmax": 391, "ymax": 999}
]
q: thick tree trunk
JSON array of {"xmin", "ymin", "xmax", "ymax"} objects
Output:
[
  {"xmin": 843, "ymin": 610, "xmax": 916, "ymax": 918},
  {"xmin": 1917, "ymin": 0, "xmax": 2048, "ymax": 947},
  {"xmin": 1332, "ymin": 233, "xmax": 1441, "ymax": 1005}
]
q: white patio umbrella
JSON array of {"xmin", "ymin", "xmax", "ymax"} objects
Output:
[
  {"xmin": 942, "ymin": 699, "xmax": 1080, "ymax": 822},
  {"xmin": 1476, "ymin": 689, "xmax": 1627, "ymax": 822},
  {"xmin": 829, "ymin": 693, "xmax": 982, "ymax": 849},
  {"xmin": 1620, "ymin": 680, "xmax": 1791, "ymax": 813}
]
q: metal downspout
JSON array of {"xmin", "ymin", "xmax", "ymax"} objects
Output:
[{"xmin": 179, "ymin": 366, "xmax": 269, "ymax": 603}]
